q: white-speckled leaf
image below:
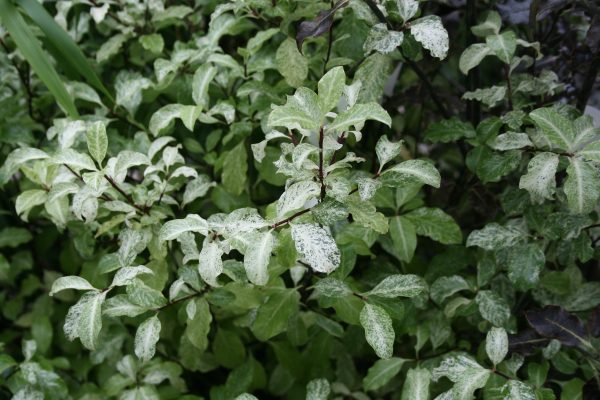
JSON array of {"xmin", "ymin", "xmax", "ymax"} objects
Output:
[
  {"xmin": 564, "ymin": 157, "xmax": 600, "ymax": 214},
  {"xmin": 243, "ymin": 231, "xmax": 274, "ymax": 285},
  {"xmin": 365, "ymin": 274, "xmax": 427, "ymax": 298},
  {"xmin": 268, "ymin": 87, "xmax": 322, "ymax": 132},
  {"xmin": 314, "ymin": 277, "xmax": 353, "ymax": 298},
  {"xmin": 192, "ymin": 64, "xmax": 217, "ymax": 109},
  {"xmin": 401, "ymin": 368, "xmax": 431, "ymax": 400},
  {"xmin": 501, "ymin": 380, "xmax": 536, "ymax": 400},
  {"xmin": 198, "ymin": 241, "xmax": 223, "ymax": 286},
  {"xmin": 459, "ymin": 43, "xmax": 491, "ymax": 75},
  {"xmin": 519, "ymin": 152, "xmax": 559, "ymax": 203},
  {"xmin": 381, "ymin": 159, "xmax": 441, "ymax": 188},
  {"xmin": 327, "ymin": 102, "xmax": 391, "ymax": 134},
  {"xmin": 357, "ymin": 177, "xmax": 382, "ymax": 201},
  {"xmin": 306, "ymin": 378, "xmax": 330, "ymax": 400},
  {"xmin": 159, "ymin": 214, "xmax": 209, "ymax": 241},
  {"xmin": 396, "ymin": 0, "xmax": 419, "ymax": 21},
  {"xmin": 475, "ymin": 290, "xmax": 511, "ymax": 327},
  {"xmin": 364, "ymin": 23, "xmax": 404, "ymax": 55},
  {"xmin": 277, "ymin": 180, "xmax": 320, "ymax": 218},
  {"xmin": 86, "ymin": 121, "xmax": 108, "ymax": 165},
  {"xmin": 486, "ymin": 327, "xmax": 508, "ymax": 366},
  {"xmin": 375, "ymin": 135, "xmax": 403, "ymax": 172},
  {"xmin": 50, "ymin": 276, "xmax": 97, "ymax": 296},
  {"xmin": 111, "ymin": 265, "xmax": 153, "ymax": 287},
  {"xmin": 318, "ymin": 66, "xmax": 346, "ymax": 114},
  {"xmin": 134, "ymin": 315, "xmax": 161, "ymax": 363},
  {"xmin": 360, "ymin": 303, "xmax": 395, "ymax": 359},
  {"xmin": 466, "ymin": 223, "xmax": 524, "ymax": 250},
  {"xmin": 410, "ymin": 16, "xmax": 449, "ymax": 59},
  {"xmin": 291, "ymin": 223, "xmax": 340, "ymax": 273}
]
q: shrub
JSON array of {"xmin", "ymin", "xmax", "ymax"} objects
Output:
[{"xmin": 1, "ymin": 0, "xmax": 600, "ymax": 399}]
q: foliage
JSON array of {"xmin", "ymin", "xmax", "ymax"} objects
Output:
[{"xmin": 1, "ymin": 0, "xmax": 600, "ymax": 399}]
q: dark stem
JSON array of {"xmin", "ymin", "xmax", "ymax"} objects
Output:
[
  {"xmin": 270, "ymin": 208, "xmax": 311, "ymax": 229},
  {"xmin": 504, "ymin": 64, "xmax": 513, "ymax": 110},
  {"xmin": 323, "ymin": 7, "xmax": 335, "ymax": 74},
  {"xmin": 329, "ymin": 132, "xmax": 347, "ymax": 164},
  {"xmin": 104, "ymin": 174, "xmax": 149, "ymax": 214},
  {"xmin": 64, "ymin": 164, "xmax": 112, "ymax": 202},
  {"xmin": 577, "ymin": 54, "xmax": 600, "ymax": 112},
  {"xmin": 465, "ymin": 0, "xmax": 480, "ymax": 125},
  {"xmin": 153, "ymin": 287, "xmax": 205, "ymax": 312},
  {"xmin": 318, "ymin": 126, "xmax": 326, "ymax": 200}
]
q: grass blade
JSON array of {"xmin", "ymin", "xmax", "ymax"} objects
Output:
[
  {"xmin": 0, "ymin": 0, "xmax": 78, "ymax": 118},
  {"xmin": 19, "ymin": 0, "xmax": 114, "ymax": 103}
]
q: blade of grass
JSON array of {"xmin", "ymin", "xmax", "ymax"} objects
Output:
[
  {"xmin": 19, "ymin": 0, "xmax": 114, "ymax": 103},
  {"xmin": 0, "ymin": 0, "xmax": 78, "ymax": 118}
]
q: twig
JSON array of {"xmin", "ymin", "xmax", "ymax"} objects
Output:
[
  {"xmin": 270, "ymin": 208, "xmax": 311, "ymax": 229},
  {"xmin": 104, "ymin": 174, "xmax": 149, "ymax": 214},
  {"xmin": 318, "ymin": 126, "xmax": 326, "ymax": 200},
  {"xmin": 153, "ymin": 287, "xmax": 205, "ymax": 312}
]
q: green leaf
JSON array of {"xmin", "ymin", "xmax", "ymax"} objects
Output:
[
  {"xmin": 430, "ymin": 276, "xmax": 471, "ymax": 305},
  {"xmin": 363, "ymin": 357, "xmax": 406, "ymax": 391},
  {"xmin": 529, "ymin": 107, "xmax": 575, "ymax": 151},
  {"xmin": 139, "ymin": 34, "xmax": 164, "ymax": 54},
  {"xmin": 365, "ymin": 274, "xmax": 427, "ymax": 298},
  {"xmin": 519, "ymin": 152, "xmax": 559, "ymax": 203},
  {"xmin": 327, "ymin": 102, "xmax": 391, "ymax": 133},
  {"xmin": 243, "ymin": 231, "xmax": 274, "ymax": 285},
  {"xmin": 424, "ymin": 117, "xmax": 476, "ymax": 143},
  {"xmin": 314, "ymin": 277, "xmax": 353, "ymax": 298},
  {"xmin": 579, "ymin": 141, "xmax": 600, "ymax": 162},
  {"xmin": 564, "ymin": 157, "xmax": 600, "ymax": 214},
  {"xmin": 463, "ymin": 85, "xmax": 507, "ymax": 107},
  {"xmin": 64, "ymin": 291, "xmax": 107, "ymax": 350},
  {"xmin": 318, "ymin": 66, "xmax": 346, "ymax": 114},
  {"xmin": 134, "ymin": 315, "xmax": 161, "ymax": 363},
  {"xmin": 432, "ymin": 355, "xmax": 491, "ymax": 400},
  {"xmin": 486, "ymin": 30, "xmax": 517, "ymax": 64},
  {"xmin": 389, "ymin": 216, "xmax": 417, "ymax": 262},
  {"xmin": 404, "ymin": 207, "xmax": 462, "ymax": 244},
  {"xmin": 193, "ymin": 64, "xmax": 217, "ymax": 109},
  {"xmin": 360, "ymin": 303, "xmax": 395, "ymax": 358},
  {"xmin": 269, "ymin": 87, "xmax": 322, "ymax": 132},
  {"xmin": 15, "ymin": 189, "xmax": 47, "ymax": 220},
  {"xmin": 475, "ymin": 290, "xmax": 511, "ymax": 327},
  {"xmin": 354, "ymin": 53, "xmax": 393, "ymax": 103},
  {"xmin": 409, "ymin": 16, "xmax": 449, "ymax": 59},
  {"xmin": 466, "ymin": 223, "xmax": 524, "ymax": 250},
  {"xmin": 486, "ymin": 327, "xmax": 508, "ymax": 366},
  {"xmin": 291, "ymin": 223, "xmax": 341, "ymax": 273},
  {"xmin": 0, "ymin": 227, "xmax": 33, "ymax": 248},
  {"xmin": 380, "ymin": 159, "xmax": 441, "ymax": 188},
  {"xmin": 506, "ymin": 243, "xmax": 545, "ymax": 291},
  {"xmin": 222, "ymin": 141, "xmax": 248, "ymax": 196},
  {"xmin": 459, "ymin": 43, "xmax": 491, "ymax": 75},
  {"xmin": 160, "ymin": 215, "xmax": 209, "ymax": 241},
  {"xmin": 251, "ymin": 289, "xmax": 300, "ymax": 341},
  {"xmin": 501, "ymin": 380, "xmax": 536, "ymax": 399},
  {"xmin": 50, "ymin": 276, "xmax": 97, "ymax": 296},
  {"xmin": 396, "ymin": 0, "xmax": 419, "ymax": 21},
  {"xmin": 401, "ymin": 368, "xmax": 431, "ymax": 400},
  {"xmin": 471, "ymin": 11, "xmax": 502, "ymax": 37},
  {"xmin": 363, "ymin": 23, "xmax": 404, "ymax": 54},
  {"xmin": 375, "ymin": 135, "xmax": 403, "ymax": 172},
  {"xmin": 185, "ymin": 298, "xmax": 212, "ymax": 351},
  {"xmin": 276, "ymin": 37, "xmax": 308, "ymax": 88},
  {"xmin": 276, "ymin": 180, "xmax": 320, "ymax": 218},
  {"xmin": 199, "ymin": 242, "xmax": 223, "ymax": 286},
  {"xmin": 86, "ymin": 121, "xmax": 108, "ymax": 165},
  {"xmin": 0, "ymin": 0, "xmax": 78, "ymax": 117}
]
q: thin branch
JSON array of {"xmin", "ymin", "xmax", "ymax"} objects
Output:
[
  {"xmin": 104, "ymin": 174, "xmax": 149, "ymax": 214},
  {"xmin": 270, "ymin": 208, "xmax": 311, "ymax": 229},
  {"xmin": 63, "ymin": 164, "xmax": 112, "ymax": 202},
  {"xmin": 318, "ymin": 126, "xmax": 326, "ymax": 200},
  {"xmin": 153, "ymin": 287, "xmax": 205, "ymax": 312}
]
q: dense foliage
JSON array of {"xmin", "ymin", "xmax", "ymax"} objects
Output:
[{"xmin": 1, "ymin": 0, "xmax": 600, "ymax": 399}]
